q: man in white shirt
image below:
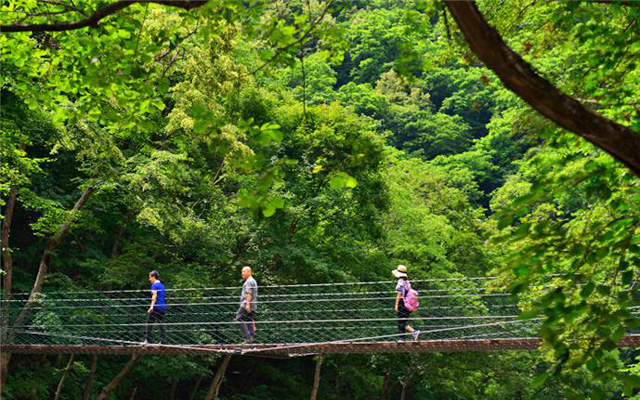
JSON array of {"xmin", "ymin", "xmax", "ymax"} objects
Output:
[{"xmin": 236, "ymin": 266, "xmax": 258, "ymax": 343}]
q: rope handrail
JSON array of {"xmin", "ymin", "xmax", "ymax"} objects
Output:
[
  {"xmin": 10, "ymin": 314, "xmax": 528, "ymax": 329},
  {"xmin": 24, "ymin": 304, "xmax": 519, "ymax": 319},
  {"xmin": 3, "ymin": 276, "xmax": 501, "ymax": 297},
  {"xmin": 2, "ymin": 293, "xmax": 514, "ymax": 311},
  {"xmin": 0, "ymin": 286, "xmax": 507, "ymax": 303},
  {"xmin": 1, "ymin": 275, "xmax": 607, "ymax": 354}
]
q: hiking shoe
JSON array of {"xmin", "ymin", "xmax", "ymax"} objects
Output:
[
  {"xmin": 397, "ymin": 338, "xmax": 405, "ymax": 343},
  {"xmin": 411, "ymin": 330, "xmax": 421, "ymax": 341}
]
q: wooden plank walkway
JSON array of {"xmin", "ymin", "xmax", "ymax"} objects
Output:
[{"xmin": 4, "ymin": 335, "xmax": 640, "ymax": 357}]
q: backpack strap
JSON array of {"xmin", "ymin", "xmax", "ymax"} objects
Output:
[{"xmin": 403, "ymin": 280, "xmax": 411, "ymax": 298}]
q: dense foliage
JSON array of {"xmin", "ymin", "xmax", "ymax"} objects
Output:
[{"xmin": 2, "ymin": 0, "xmax": 640, "ymax": 399}]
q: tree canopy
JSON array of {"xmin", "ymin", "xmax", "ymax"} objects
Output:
[{"xmin": 2, "ymin": 0, "xmax": 640, "ymax": 398}]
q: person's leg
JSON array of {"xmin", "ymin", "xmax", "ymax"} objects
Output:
[
  {"xmin": 236, "ymin": 308, "xmax": 252, "ymax": 340},
  {"xmin": 397, "ymin": 304, "xmax": 409, "ymax": 341},
  {"xmin": 404, "ymin": 312, "xmax": 420, "ymax": 340},
  {"xmin": 247, "ymin": 312, "xmax": 255, "ymax": 340},
  {"xmin": 157, "ymin": 309, "xmax": 166, "ymax": 343},
  {"xmin": 146, "ymin": 311, "xmax": 157, "ymax": 342}
]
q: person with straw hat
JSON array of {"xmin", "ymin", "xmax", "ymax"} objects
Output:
[{"xmin": 393, "ymin": 265, "xmax": 420, "ymax": 342}]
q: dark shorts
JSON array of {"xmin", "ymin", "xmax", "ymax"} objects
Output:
[{"xmin": 397, "ymin": 301, "xmax": 411, "ymax": 334}]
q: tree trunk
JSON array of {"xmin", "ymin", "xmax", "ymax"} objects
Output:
[
  {"xmin": 399, "ymin": 370, "xmax": 414, "ymax": 400},
  {"xmin": 110, "ymin": 223, "xmax": 127, "ymax": 258},
  {"xmin": 29, "ymin": 186, "xmax": 94, "ymax": 298},
  {"xmin": 0, "ymin": 143, "xmax": 23, "ymax": 397},
  {"xmin": 335, "ymin": 357, "xmax": 341, "ymax": 400},
  {"xmin": 400, "ymin": 383, "xmax": 408, "ymax": 400},
  {"xmin": 1, "ymin": 186, "xmax": 94, "ymax": 395},
  {"xmin": 0, "ymin": 352, "xmax": 11, "ymax": 397},
  {"xmin": 169, "ymin": 380, "xmax": 178, "ymax": 400},
  {"xmin": 128, "ymin": 386, "xmax": 138, "ymax": 400},
  {"xmin": 188, "ymin": 376, "xmax": 203, "ymax": 400},
  {"xmin": 97, "ymin": 355, "xmax": 141, "ymax": 400},
  {"xmin": 54, "ymin": 354, "xmax": 75, "ymax": 400},
  {"xmin": 380, "ymin": 372, "xmax": 389, "ymax": 400},
  {"xmin": 82, "ymin": 354, "xmax": 98, "ymax": 400},
  {"xmin": 11, "ymin": 186, "xmax": 94, "ymax": 329},
  {"xmin": 1, "ymin": 162, "xmax": 20, "ymax": 300},
  {"xmin": 203, "ymin": 355, "xmax": 232, "ymax": 400},
  {"xmin": 444, "ymin": 1, "xmax": 640, "ymax": 178},
  {"xmin": 310, "ymin": 355, "xmax": 324, "ymax": 400}
]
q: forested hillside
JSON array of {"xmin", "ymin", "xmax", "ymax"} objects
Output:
[{"xmin": 2, "ymin": 0, "xmax": 640, "ymax": 399}]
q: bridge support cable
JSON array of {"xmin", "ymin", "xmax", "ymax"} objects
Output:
[{"xmin": 0, "ymin": 277, "xmax": 624, "ymax": 356}]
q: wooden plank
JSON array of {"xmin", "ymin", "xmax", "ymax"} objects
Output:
[{"xmin": 3, "ymin": 335, "xmax": 640, "ymax": 356}]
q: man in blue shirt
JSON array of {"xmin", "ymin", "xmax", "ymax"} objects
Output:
[{"xmin": 145, "ymin": 270, "xmax": 166, "ymax": 344}]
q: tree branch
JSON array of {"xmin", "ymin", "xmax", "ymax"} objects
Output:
[
  {"xmin": 81, "ymin": 354, "xmax": 98, "ymax": 400},
  {"xmin": 0, "ymin": 0, "xmax": 208, "ymax": 33},
  {"xmin": 97, "ymin": 355, "xmax": 142, "ymax": 400},
  {"xmin": 7, "ymin": 185, "xmax": 95, "ymax": 342},
  {"xmin": 588, "ymin": 0, "xmax": 640, "ymax": 6},
  {"xmin": 54, "ymin": 354, "xmax": 75, "ymax": 400},
  {"xmin": 250, "ymin": 0, "xmax": 336, "ymax": 76},
  {"xmin": 203, "ymin": 355, "xmax": 232, "ymax": 400},
  {"xmin": 0, "ymin": 144, "xmax": 24, "ymax": 301},
  {"xmin": 445, "ymin": 1, "xmax": 640, "ymax": 178},
  {"xmin": 39, "ymin": 0, "xmax": 87, "ymax": 16}
]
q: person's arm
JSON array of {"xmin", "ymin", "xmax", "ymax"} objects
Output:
[
  {"xmin": 395, "ymin": 292, "xmax": 402, "ymax": 313},
  {"xmin": 245, "ymin": 292, "xmax": 252, "ymax": 312},
  {"xmin": 148, "ymin": 290, "xmax": 157, "ymax": 313}
]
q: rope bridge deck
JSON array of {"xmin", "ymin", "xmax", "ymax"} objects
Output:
[{"xmin": 2, "ymin": 278, "xmax": 637, "ymax": 356}]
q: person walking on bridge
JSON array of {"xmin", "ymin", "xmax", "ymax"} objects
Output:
[
  {"xmin": 236, "ymin": 266, "xmax": 258, "ymax": 343},
  {"xmin": 393, "ymin": 265, "xmax": 420, "ymax": 342},
  {"xmin": 144, "ymin": 270, "xmax": 166, "ymax": 345}
]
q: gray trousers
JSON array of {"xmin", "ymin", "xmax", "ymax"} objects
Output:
[{"xmin": 235, "ymin": 307, "xmax": 255, "ymax": 339}]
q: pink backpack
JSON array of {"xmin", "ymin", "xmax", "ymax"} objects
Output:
[{"xmin": 403, "ymin": 280, "xmax": 420, "ymax": 312}]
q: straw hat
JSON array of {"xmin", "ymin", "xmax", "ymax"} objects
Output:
[{"xmin": 392, "ymin": 265, "xmax": 408, "ymax": 278}]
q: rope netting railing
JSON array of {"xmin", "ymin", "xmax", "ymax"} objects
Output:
[{"xmin": 0, "ymin": 277, "xmax": 547, "ymax": 355}]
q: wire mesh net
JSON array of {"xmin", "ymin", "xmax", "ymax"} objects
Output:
[{"xmin": 0, "ymin": 278, "xmax": 543, "ymax": 355}]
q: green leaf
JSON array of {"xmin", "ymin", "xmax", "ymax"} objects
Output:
[
  {"xmin": 261, "ymin": 123, "xmax": 282, "ymax": 142},
  {"xmin": 596, "ymin": 285, "xmax": 610, "ymax": 296},
  {"xmin": 193, "ymin": 119, "xmax": 209, "ymax": 133},
  {"xmin": 330, "ymin": 172, "xmax": 357, "ymax": 190},
  {"xmin": 513, "ymin": 265, "xmax": 530, "ymax": 276},
  {"xmin": 531, "ymin": 371, "xmax": 550, "ymax": 388},
  {"xmin": 619, "ymin": 373, "xmax": 640, "ymax": 388},
  {"xmin": 622, "ymin": 270, "xmax": 633, "ymax": 286},
  {"xmin": 512, "ymin": 223, "xmax": 531, "ymax": 239},
  {"xmin": 611, "ymin": 326, "xmax": 626, "ymax": 342},
  {"xmin": 625, "ymin": 317, "xmax": 640, "ymax": 328},
  {"xmin": 584, "ymin": 159, "xmax": 600, "ymax": 172},
  {"xmin": 519, "ymin": 309, "xmax": 539, "ymax": 320},
  {"xmin": 600, "ymin": 339, "xmax": 616, "ymax": 351},
  {"xmin": 497, "ymin": 214, "xmax": 513, "ymax": 229},
  {"xmin": 580, "ymin": 282, "xmax": 595, "ymax": 298},
  {"xmin": 118, "ymin": 29, "xmax": 131, "ymax": 39}
]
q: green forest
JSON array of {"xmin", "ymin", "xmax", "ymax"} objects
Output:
[{"xmin": 1, "ymin": 0, "xmax": 640, "ymax": 399}]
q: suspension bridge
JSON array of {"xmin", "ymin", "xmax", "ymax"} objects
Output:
[{"xmin": 2, "ymin": 277, "xmax": 639, "ymax": 358}]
